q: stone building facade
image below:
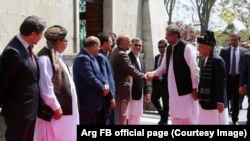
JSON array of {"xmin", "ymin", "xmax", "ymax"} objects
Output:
[
  {"xmin": 0, "ymin": 0, "xmax": 167, "ymax": 70},
  {"xmin": 0, "ymin": 0, "xmax": 167, "ymax": 139}
]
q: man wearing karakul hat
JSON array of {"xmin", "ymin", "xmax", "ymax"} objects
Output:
[
  {"xmin": 197, "ymin": 30, "xmax": 229, "ymax": 124},
  {"xmin": 34, "ymin": 25, "xmax": 79, "ymax": 141}
]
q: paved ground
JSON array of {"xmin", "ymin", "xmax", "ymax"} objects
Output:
[
  {"xmin": 0, "ymin": 98, "xmax": 248, "ymax": 141},
  {"xmin": 141, "ymin": 96, "xmax": 249, "ymax": 125}
]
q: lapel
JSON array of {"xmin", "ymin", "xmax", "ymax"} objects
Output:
[
  {"xmin": 154, "ymin": 54, "xmax": 160, "ymax": 70},
  {"xmin": 129, "ymin": 52, "xmax": 140, "ymax": 71},
  {"xmin": 14, "ymin": 37, "xmax": 38, "ymax": 76},
  {"xmin": 138, "ymin": 55, "xmax": 143, "ymax": 71},
  {"xmin": 225, "ymin": 47, "xmax": 231, "ymax": 70}
]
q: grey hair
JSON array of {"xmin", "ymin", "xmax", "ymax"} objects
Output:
[{"xmin": 166, "ymin": 24, "xmax": 181, "ymax": 38}]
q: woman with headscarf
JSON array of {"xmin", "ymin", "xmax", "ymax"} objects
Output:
[
  {"xmin": 197, "ymin": 30, "xmax": 229, "ymax": 124},
  {"xmin": 34, "ymin": 25, "xmax": 79, "ymax": 140}
]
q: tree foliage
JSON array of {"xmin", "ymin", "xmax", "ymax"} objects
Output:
[
  {"xmin": 219, "ymin": 0, "xmax": 250, "ymax": 29},
  {"xmin": 173, "ymin": 21, "xmax": 199, "ymax": 44},
  {"xmin": 164, "ymin": 0, "xmax": 250, "ymax": 47},
  {"xmin": 191, "ymin": 0, "xmax": 216, "ymax": 35}
]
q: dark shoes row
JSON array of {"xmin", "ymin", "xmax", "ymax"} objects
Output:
[
  {"xmin": 157, "ymin": 119, "xmax": 168, "ymax": 125},
  {"xmin": 232, "ymin": 121, "xmax": 239, "ymax": 125}
]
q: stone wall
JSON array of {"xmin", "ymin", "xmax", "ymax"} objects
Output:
[{"xmin": 0, "ymin": 0, "xmax": 79, "ymax": 55}]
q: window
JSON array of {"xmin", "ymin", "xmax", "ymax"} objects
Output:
[
  {"xmin": 79, "ymin": 0, "xmax": 103, "ymax": 48},
  {"xmin": 79, "ymin": 0, "xmax": 86, "ymax": 48}
]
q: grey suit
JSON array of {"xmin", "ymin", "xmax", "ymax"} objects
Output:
[
  {"xmin": 109, "ymin": 47, "xmax": 145, "ymax": 124},
  {"xmin": 109, "ymin": 47, "xmax": 146, "ymax": 101}
]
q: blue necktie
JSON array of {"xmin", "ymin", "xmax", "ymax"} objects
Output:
[{"xmin": 231, "ymin": 49, "xmax": 236, "ymax": 75}]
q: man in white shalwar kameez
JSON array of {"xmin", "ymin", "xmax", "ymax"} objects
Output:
[
  {"xmin": 149, "ymin": 25, "xmax": 199, "ymax": 125},
  {"xmin": 34, "ymin": 25, "xmax": 79, "ymax": 141}
]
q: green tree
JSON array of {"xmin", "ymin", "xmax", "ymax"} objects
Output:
[
  {"xmin": 219, "ymin": 0, "xmax": 250, "ymax": 29},
  {"xmin": 222, "ymin": 23, "xmax": 237, "ymax": 35}
]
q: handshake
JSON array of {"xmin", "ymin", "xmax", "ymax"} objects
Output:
[{"xmin": 145, "ymin": 71, "xmax": 155, "ymax": 81}]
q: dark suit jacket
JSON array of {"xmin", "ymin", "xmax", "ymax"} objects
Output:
[
  {"xmin": 128, "ymin": 52, "xmax": 149, "ymax": 100},
  {"xmin": 0, "ymin": 36, "xmax": 40, "ymax": 123},
  {"xmin": 96, "ymin": 51, "xmax": 116, "ymax": 100},
  {"xmin": 240, "ymin": 51, "xmax": 250, "ymax": 96},
  {"xmin": 198, "ymin": 54, "xmax": 228, "ymax": 109},
  {"xmin": 152, "ymin": 54, "xmax": 167, "ymax": 86},
  {"xmin": 109, "ymin": 47, "xmax": 146, "ymax": 100},
  {"xmin": 73, "ymin": 48, "xmax": 107, "ymax": 111},
  {"xmin": 219, "ymin": 46, "xmax": 247, "ymax": 75},
  {"xmin": 96, "ymin": 50, "xmax": 118, "ymax": 124}
]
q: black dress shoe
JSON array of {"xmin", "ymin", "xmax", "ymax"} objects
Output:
[
  {"xmin": 158, "ymin": 120, "xmax": 168, "ymax": 125},
  {"xmin": 233, "ymin": 122, "xmax": 239, "ymax": 125}
]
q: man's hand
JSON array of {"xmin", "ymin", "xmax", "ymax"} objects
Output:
[
  {"xmin": 110, "ymin": 99, "xmax": 115, "ymax": 109},
  {"xmin": 103, "ymin": 84, "xmax": 110, "ymax": 96},
  {"xmin": 144, "ymin": 94, "xmax": 151, "ymax": 103},
  {"xmin": 54, "ymin": 108, "xmax": 63, "ymax": 120},
  {"xmin": 217, "ymin": 103, "xmax": 224, "ymax": 113},
  {"xmin": 239, "ymin": 85, "xmax": 246, "ymax": 95},
  {"xmin": 192, "ymin": 88, "xmax": 198, "ymax": 100},
  {"xmin": 145, "ymin": 72, "xmax": 154, "ymax": 81}
]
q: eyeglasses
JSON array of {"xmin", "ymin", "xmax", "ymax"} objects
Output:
[
  {"xmin": 134, "ymin": 44, "xmax": 142, "ymax": 47},
  {"xmin": 158, "ymin": 46, "xmax": 165, "ymax": 48}
]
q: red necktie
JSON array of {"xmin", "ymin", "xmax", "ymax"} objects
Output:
[
  {"xmin": 28, "ymin": 46, "xmax": 37, "ymax": 69},
  {"xmin": 158, "ymin": 54, "xmax": 163, "ymax": 67},
  {"xmin": 155, "ymin": 54, "xmax": 163, "ymax": 80}
]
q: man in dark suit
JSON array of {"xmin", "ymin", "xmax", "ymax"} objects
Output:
[
  {"xmin": 96, "ymin": 32, "xmax": 117, "ymax": 124},
  {"xmin": 109, "ymin": 34, "xmax": 148, "ymax": 125},
  {"xmin": 239, "ymin": 51, "xmax": 250, "ymax": 125},
  {"xmin": 73, "ymin": 36, "xmax": 110, "ymax": 124},
  {"xmin": 219, "ymin": 33, "xmax": 247, "ymax": 125},
  {"xmin": 151, "ymin": 39, "xmax": 169, "ymax": 125},
  {"xmin": 128, "ymin": 38, "xmax": 150, "ymax": 124},
  {"xmin": 0, "ymin": 15, "xmax": 46, "ymax": 141}
]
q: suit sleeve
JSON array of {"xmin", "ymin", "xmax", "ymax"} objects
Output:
[
  {"xmin": 239, "ymin": 52, "xmax": 248, "ymax": 87},
  {"xmin": 214, "ymin": 57, "xmax": 226, "ymax": 103},
  {"xmin": 38, "ymin": 56, "xmax": 61, "ymax": 111},
  {"xmin": 120, "ymin": 52, "xmax": 145, "ymax": 80},
  {"xmin": 0, "ymin": 48, "xmax": 22, "ymax": 103},
  {"xmin": 74, "ymin": 55, "xmax": 106, "ymax": 94},
  {"xmin": 96, "ymin": 55, "xmax": 113, "ymax": 99}
]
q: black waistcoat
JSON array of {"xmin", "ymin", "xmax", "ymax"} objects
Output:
[{"xmin": 166, "ymin": 40, "xmax": 193, "ymax": 96}]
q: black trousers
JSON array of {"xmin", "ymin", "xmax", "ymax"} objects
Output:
[
  {"xmin": 95, "ymin": 98, "xmax": 119, "ymax": 125},
  {"xmin": 246, "ymin": 94, "xmax": 250, "ymax": 125},
  {"xmin": 227, "ymin": 75, "xmax": 241, "ymax": 123},
  {"xmin": 151, "ymin": 80, "xmax": 169, "ymax": 123},
  {"xmin": 5, "ymin": 119, "xmax": 36, "ymax": 141}
]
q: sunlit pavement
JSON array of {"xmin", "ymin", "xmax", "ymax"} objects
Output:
[{"xmin": 141, "ymin": 97, "xmax": 248, "ymax": 125}]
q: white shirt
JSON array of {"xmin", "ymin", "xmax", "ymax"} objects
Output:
[
  {"xmin": 230, "ymin": 47, "xmax": 240, "ymax": 74},
  {"xmin": 34, "ymin": 50, "xmax": 79, "ymax": 141},
  {"xmin": 153, "ymin": 43, "xmax": 199, "ymax": 120}
]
